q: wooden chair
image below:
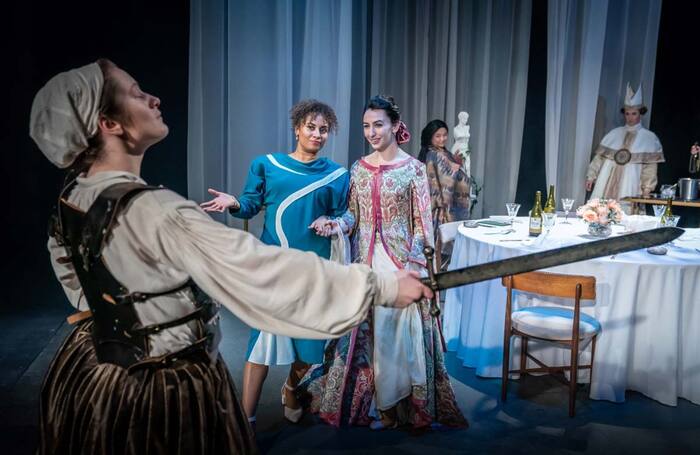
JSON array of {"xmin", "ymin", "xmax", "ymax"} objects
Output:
[
  {"xmin": 500, "ymin": 271, "xmax": 601, "ymax": 417},
  {"xmin": 242, "ymin": 207, "xmax": 265, "ymax": 233}
]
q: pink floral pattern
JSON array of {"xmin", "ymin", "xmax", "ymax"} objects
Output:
[
  {"xmin": 299, "ymin": 156, "xmax": 467, "ymax": 429},
  {"xmin": 341, "ymin": 157, "xmax": 434, "ymax": 270}
]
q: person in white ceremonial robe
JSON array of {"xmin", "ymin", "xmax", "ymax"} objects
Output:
[
  {"xmin": 30, "ymin": 60, "xmax": 432, "ymax": 454},
  {"xmin": 585, "ymin": 83, "xmax": 664, "ymax": 212}
]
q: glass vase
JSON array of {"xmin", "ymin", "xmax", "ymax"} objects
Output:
[{"xmin": 587, "ymin": 222, "xmax": 612, "ymax": 238}]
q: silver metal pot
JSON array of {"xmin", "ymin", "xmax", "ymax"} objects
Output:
[{"xmin": 678, "ymin": 178, "xmax": 699, "ymax": 201}]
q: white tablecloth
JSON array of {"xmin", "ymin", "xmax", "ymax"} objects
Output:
[{"xmin": 443, "ymin": 217, "xmax": 700, "ymax": 406}]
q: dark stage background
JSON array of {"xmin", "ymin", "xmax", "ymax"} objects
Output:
[
  {"xmin": 1, "ymin": 0, "xmax": 699, "ymax": 342},
  {"xmin": 1, "ymin": 0, "xmax": 699, "ymax": 452},
  {"xmin": 1, "ymin": 0, "xmax": 190, "ymax": 319}
]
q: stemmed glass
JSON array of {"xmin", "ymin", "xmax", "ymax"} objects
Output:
[
  {"xmin": 660, "ymin": 184, "xmax": 676, "ymax": 200},
  {"xmin": 661, "ymin": 214, "xmax": 681, "ymax": 228},
  {"xmin": 649, "ymin": 215, "xmax": 681, "ymax": 255},
  {"xmin": 542, "ymin": 212, "xmax": 557, "ymax": 235},
  {"xmin": 505, "ymin": 203, "xmax": 521, "ymax": 226},
  {"xmin": 561, "ymin": 198, "xmax": 575, "ymax": 224},
  {"xmin": 652, "ymin": 204, "xmax": 666, "ymax": 218}
]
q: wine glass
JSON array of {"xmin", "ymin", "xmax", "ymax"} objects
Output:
[
  {"xmin": 505, "ymin": 203, "xmax": 521, "ymax": 226},
  {"xmin": 660, "ymin": 185, "xmax": 676, "ymax": 199},
  {"xmin": 660, "ymin": 214, "xmax": 681, "ymax": 228},
  {"xmin": 542, "ymin": 212, "xmax": 557, "ymax": 235},
  {"xmin": 561, "ymin": 198, "xmax": 575, "ymax": 224},
  {"xmin": 652, "ymin": 203, "xmax": 666, "ymax": 219},
  {"xmin": 650, "ymin": 214, "xmax": 681, "ymax": 254}
]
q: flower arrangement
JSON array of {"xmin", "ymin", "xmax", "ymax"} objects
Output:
[{"xmin": 576, "ymin": 198, "xmax": 624, "ymax": 226}]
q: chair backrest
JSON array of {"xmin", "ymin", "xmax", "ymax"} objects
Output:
[
  {"xmin": 243, "ymin": 207, "xmax": 265, "ymax": 233},
  {"xmin": 438, "ymin": 220, "xmax": 462, "ymax": 244},
  {"xmin": 501, "ymin": 271, "xmax": 596, "ymax": 300}
]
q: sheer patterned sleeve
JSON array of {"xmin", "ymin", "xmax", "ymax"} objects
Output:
[
  {"xmin": 336, "ymin": 167, "xmax": 358, "ymax": 235},
  {"xmin": 408, "ymin": 162, "xmax": 434, "ymax": 270},
  {"xmin": 425, "ymin": 150, "xmax": 445, "ymax": 225}
]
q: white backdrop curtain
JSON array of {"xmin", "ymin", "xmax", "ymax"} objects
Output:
[
  {"xmin": 188, "ymin": 0, "xmax": 367, "ymax": 233},
  {"xmin": 545, "ymin": 0, "xmax": 662, "ymax": 206},
  {"xmin": 189, "ymin": 0, "xmax": 532, "ymax": 224},
  {"xmin": 369, "ymin": 0, "xmax": 532, "ymax": 218}
]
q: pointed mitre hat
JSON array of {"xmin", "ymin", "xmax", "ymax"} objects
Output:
[{"xmin": 623, "ymin": 83, "xmax": 644, "ymax": 110}]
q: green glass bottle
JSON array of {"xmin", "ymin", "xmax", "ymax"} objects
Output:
[
  {"xmin": 660, "ymin": 198, "xmax": 673, "ymax": 225},
  {"xmin": 544, "ymin": 184, "xmax": 556, "ymax": 214},
  {"xmin": 529, "ymin": 191, "xmax": 543, "ymax": 237}
]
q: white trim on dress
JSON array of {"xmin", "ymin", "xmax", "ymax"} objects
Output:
[
  {"xmin": 266, "ymin": 154, "xmax": 307, "ymax": 175},
  {"xmin": 275, "ymin": 167, "xmax": 347, "ymax": 248}
]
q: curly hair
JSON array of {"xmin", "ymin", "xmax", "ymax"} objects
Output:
[{"xmin": 289, "ymin": 99, "xmax": 338, "ymax": 133}]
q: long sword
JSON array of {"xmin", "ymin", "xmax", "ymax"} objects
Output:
[{"xmin": 423, "ymin": 226, "xmax": 683, "ymax": 316}]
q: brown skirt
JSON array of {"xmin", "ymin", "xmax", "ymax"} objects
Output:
[{"xmin": 38, "ymin": 320, "xmax": 257, "ymax": 454}]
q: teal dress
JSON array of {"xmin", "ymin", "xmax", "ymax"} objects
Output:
[{"xmin": 231, "ymin": 153, "xmax": 349, "ymax": 365}]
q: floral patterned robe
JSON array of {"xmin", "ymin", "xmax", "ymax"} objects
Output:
[{"xmin": 299, "ymin": 155, "xmax": 467, "ymax": 429}]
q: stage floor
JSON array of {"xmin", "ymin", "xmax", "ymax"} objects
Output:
[{"xmin": 2, "ymin": 306, "xmax": 699, "ymax": 454}]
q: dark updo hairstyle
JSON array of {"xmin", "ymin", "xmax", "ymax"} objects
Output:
[
  {"xmin": 364, "ymin": 94, "xmax": 412, "ymax": 144},
  {"xmin": 418, "ymin": 119, "xmax": 449, "ymax": 163},
  {"xmin": 364, "ymin": 94, "xmax": 401, "ymax": 124},
  {"xmin": 290, "ymin": 99, "xmax": 338, "ymax": 134},
  {"xmin": 620, "ymin": 106, "xmax": 648, "ymax": 115}
]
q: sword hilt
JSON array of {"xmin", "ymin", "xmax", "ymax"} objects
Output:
[{"xmin": 423, "ymin": 246, "xmax": 441, "ymax": 317}]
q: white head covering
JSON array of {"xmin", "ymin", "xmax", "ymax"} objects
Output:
[
  {"xmin": 29, "ymin": 62, "xmax": 104, "ymax": 168},
  {"xmin": 623, "ymin": 82, "xmax": 644, "ymax": 110}
]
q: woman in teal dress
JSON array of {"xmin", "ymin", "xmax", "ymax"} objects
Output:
[{"xmin": 201, "ymin": 100, "xmax": 348, "ymax": 428}]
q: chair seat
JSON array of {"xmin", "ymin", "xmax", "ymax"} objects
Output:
[{"xmin": 511, "ymin": 306, "xmax": 601, "ymax": 341}]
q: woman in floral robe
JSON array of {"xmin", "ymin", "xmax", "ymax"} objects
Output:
[{"xmin": 301, "ymin": 96, "xmax": 467, "ymax": 430}]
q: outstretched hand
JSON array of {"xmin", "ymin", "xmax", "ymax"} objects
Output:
[
  {"xmin": 393, "ymin": 270, "xmax": 434, "ymax": 308},
  {"xmin": 200, "ymin": 188, "xmax": 240, "ymax": 212}
]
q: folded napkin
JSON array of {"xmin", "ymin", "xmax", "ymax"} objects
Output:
[{"xmin": 477, "ymin": 220, "xmax": 511, "ymax": 227}]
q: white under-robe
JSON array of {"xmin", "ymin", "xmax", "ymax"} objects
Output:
[
  {"xmin": 48, "ymin": 170, "xmax": 398, "ymax": 357},
  {"xmin": 372, "ymin": 236, "xmax": 427, "ymax": 411}
]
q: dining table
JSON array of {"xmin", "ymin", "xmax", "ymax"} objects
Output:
[{"xmin": 442, "ymin": 216, "xmax": 700, "ymax": 406}]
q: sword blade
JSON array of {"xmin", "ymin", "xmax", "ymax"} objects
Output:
[{"xmin": 425, "ymin": 227, "xmax": 683, "ymax": 290}]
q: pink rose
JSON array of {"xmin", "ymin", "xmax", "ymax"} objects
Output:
[{"xmin": 582, "ymin": 209, "xmax": 598, "ymax": 222}]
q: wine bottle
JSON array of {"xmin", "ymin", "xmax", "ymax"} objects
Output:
[
  {"xmin": 544, "ymin": 184, "xmax": 556, "ymax": 214},
  {"xmin": 691, "ymin": 144, "xmax": 700, "ymax": 174},
  {"xmin": 660, "ymin": 198, "xmax": 673, "ymax": 225},
  {"xmin": 529, "ymin": 191, "xmax": 543, "ymax": 237}
]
